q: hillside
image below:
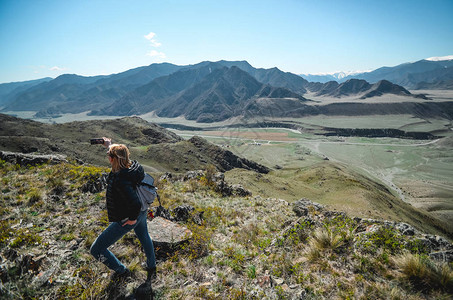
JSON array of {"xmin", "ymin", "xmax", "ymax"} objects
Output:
[
  {"xmin": 0, "ymin": 114, "xmax": 269, "ymax": 174},
  {"xmin": 0, "ymin": 159, "xmax": 451, "ymax": 299}
]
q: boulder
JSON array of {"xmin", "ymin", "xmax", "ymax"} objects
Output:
[
  {"xmin": 231, "ymin": 184, "xmax": 252, "ymax": 197},
  {"xmin": 395, "ymin": 222, "xmax": 416, "ymax": 236},
  {"xmin": 147, "ymin": 217, "xmax": 192, "ymax": 259},
  {"xmin": 293, "ymin": 198, "xmax": 324, "ymax": 217}
]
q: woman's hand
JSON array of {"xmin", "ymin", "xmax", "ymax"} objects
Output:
[
  {"xmin": 122, "ymin": 219, "xmax": 137, "ymax": 226},
  {"xmin": 102, "ymin": 137, "xmax": 112, "ymax": 148}
]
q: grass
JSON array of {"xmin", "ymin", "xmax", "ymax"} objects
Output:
[
  {"xmin": 1, "ymin": 159, "xmax": 452, "ymax": 299},
  {"xmin": 394, "ymin": 252, "xmax": 453, "ymax": 293}
]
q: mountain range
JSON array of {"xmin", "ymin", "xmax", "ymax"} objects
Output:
[
  {"xmin": 301, "ymin": 56, "xmax": 453, "ymax": 89},
  {"xmin": 0, "ymin": 58, "xmax": 451, "ymax": 122}
]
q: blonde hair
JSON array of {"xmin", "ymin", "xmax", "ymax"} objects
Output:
[{"xmin": 108, "ymin": 144, "xmax": 132, "ymax": 172}]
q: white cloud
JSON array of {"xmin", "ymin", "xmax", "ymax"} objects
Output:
[
  {"xmin": 146, "ymin": 50, "xmax": 166, "ymax": 59},
  {"xmin": 144, "ymin": 31, "xmax": 161, "ymax": 47},
  {"xmin": 50, "ymin": 66, "xmax": 65, "ymax": 71},
  {"xmin": 144, "ymin": 32, "xmax": 156, "ymax": 40}
]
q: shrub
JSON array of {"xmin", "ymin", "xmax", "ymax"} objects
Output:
[
  {"xmin": 182, "ymin": 224, "xmax": 213, "ymax": 260},
  {"xmin": 280, "ymin": 219, "xmax": 314, "ymax": 246},
  {"xmin": 357, "ymin": 226, "xmax": 405, "ymax": 254}
]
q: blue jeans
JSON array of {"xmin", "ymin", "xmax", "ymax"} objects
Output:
[{"xmin": 90, "ymin": 210, "xmax": 156, "ymax": 273}]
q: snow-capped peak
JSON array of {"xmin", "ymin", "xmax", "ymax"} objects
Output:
[
  {"xmin": 425, "ymin": 55, "xmax": 453, "ymax": 61},
  {"xmin": 301, "ymin": 70, "xmax": 371, "ymax": 79}
]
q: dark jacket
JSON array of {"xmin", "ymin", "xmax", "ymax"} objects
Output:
[{"xmin": 105, "ymin": 160, "xmax": 145, "ymax": 222}]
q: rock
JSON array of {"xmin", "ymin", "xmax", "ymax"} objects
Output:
[
  {"xmin": 215, "ymin": 180, "xmax": 233, "ymax": 196},
  {"xmin": 32, "ymin": 268, "xmax": 55, "ymax": 287},
  {"xmin": 212, "ymin": 172, "xmax": 225, "ymax": 182},
  {"xmin": 183, "ymin": 170, "xmax": 204, "ymax": 181},
  {"xmin": 231, "ymin": 184, "xmax": 252, "ymax": 197},
  {"xmin": 293, "ymin": 198, "xmax": 323, "ymax": 217},
  {"xmin": 0, "ymin": 151, "xmax": 67, "ymax": 166},
  {"xmin": 81, "ymin": 173, "xmax": 108, "ymax": 193},
  {"xmin": 173, "ymin": 205, "xmax": 195, "ymax": 222},
  {"xmin": 429, "ymin": 250, "xmax": 453, "ymax": 263},
  {"xmin": 395, "ymin": 222, "xmax": 416, "ymax": 236},
  {"xmin": 147, "ymin": 217, "xmax": 192, "ymax": 259},
  {"xmin": 272, "ymin": 277, "xmax": 284, "ymax": 286},
  {"xmin": 152, "ymin": 205, "xmax": 172, "ymax": 220},
  {"xmin": 257, "ymin": 275, "xmax": 271, "ymax": 288},
  {"xmin": 159, "ymin": 172, "xmax": 173, "ymax": 182}
]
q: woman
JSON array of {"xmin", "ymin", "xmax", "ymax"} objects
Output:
[{"xmin": 90, "ymin": 138, "xmax": 156, "ymax": 284}]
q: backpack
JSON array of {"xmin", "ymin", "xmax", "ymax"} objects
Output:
[{"xmin": 137, "ymin": 173, "xmax": 161, "ymax": 211}]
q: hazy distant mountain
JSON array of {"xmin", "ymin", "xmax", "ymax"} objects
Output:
[
  {"xmin": 342, "ymin": 58, "xmax": 453, "ymax": 88},
  {"xmin": 1, "ymin": 63, "xmax": 184, "ymax": 114},
  {"xmin": 300, "ymin": 71, "xmax": 367, "ymax": 83},
  {"xmin": 301, "ymin": 56, "xmax": 453, "ymax": 89},
  {"xmin": 0, "ymin": 77, "xmax": 52, "ymax": 106}
]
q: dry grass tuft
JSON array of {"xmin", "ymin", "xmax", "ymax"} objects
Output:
[{"xmin": 394, "ymin": 252, "xmax": 453, "ymax": 293}]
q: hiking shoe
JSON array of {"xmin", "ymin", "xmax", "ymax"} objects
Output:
[
  {"xmin": 111, "ymin": 268, "xmax": 132, "ymax": 282},
  {"xmin": 135, "ymin": 281, "xmax": 153, "ymax": 299},
  {"xmin": 142, "ymin": 263, "xmax": 157, "ymax": 282},
  {"xmin": 146, "ymin": 267, "xmax": 157, "ymax": 282}
]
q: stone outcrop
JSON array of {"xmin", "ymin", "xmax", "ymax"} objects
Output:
[
  {"xmin": 0, "ymin": 150, "xmax": 67, "ymax": 166},
  {"xmin": 291, "ymin": 199, "xmax": 453, "ymax": 263}
]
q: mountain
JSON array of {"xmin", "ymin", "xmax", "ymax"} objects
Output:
[
  {"xmin": 311, "ymin": 79, "xmax": 420, "ymax": 99},
  {"xmin": 156, "ymin": 66, "xmax": 306, "ymax": 122},
  {"xmin": 300, "ymin": 70, "xmax": 367, "ymax": 83},
  {"xmin": 342, "ymin": 58, "xmax": 453, "ymax": 88},
  {"xmin": 318, "ymin": 79, "xmax": 371, "ymax": 97},
  {"xmin": 96, "ymin": 65, "xmax": 307, "ymax": 122},
  {"xmin": 1, "ymin": 63, "xmax": 183, "ymax": 115},
  {"xmin": 0, "ymin": 77, "xmax": 52, "ymax": 106},
  {"xmin": 300, "ymin": 56, "xmax": 453, "ymax": 89},
  {"xmin": 1, "ymin": 59, "xmax": 450, "ymax": 122},
  {"xmin": 360, "ymin": 80, "xmax": 412, "ymax": 99}
]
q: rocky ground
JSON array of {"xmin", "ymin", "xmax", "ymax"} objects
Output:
[{"xmin": 0, "ymin": 154, "xmax": 452, "ymax": 299}]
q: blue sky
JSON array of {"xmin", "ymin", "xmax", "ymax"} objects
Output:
[{"xmin": 1, "ymin": 0, "xmax": 452, "ymax": 83}]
